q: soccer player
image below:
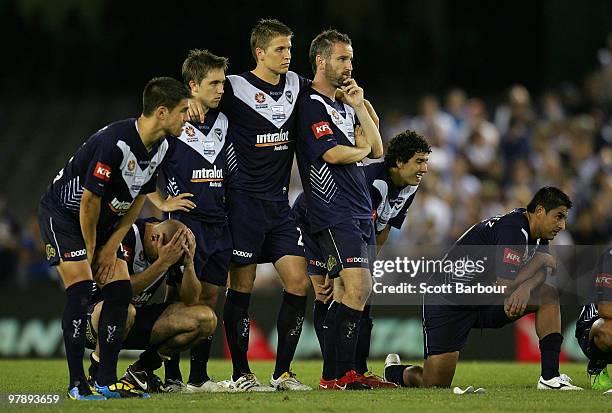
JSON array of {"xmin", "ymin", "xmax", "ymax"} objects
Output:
[
  {"xmin": 295, "ymin": 29, "xmax": 383, "ymax": 390},
  {"xmin": 38, "ymin": 77, "xmax": 190, "ymax": 399},
  {"xmin": 384, "ymin": 187, "xmax": 583, "ymax": 390},
  {"xmin": 147, "ymin": 49, "xmax": 232, "ymax": 393},
  {"xmin": 293, "ymin": 130, "xmax": 430, "ymax": 388},
  {"xmin": 575, "ymin": 246, "xmax": 612, "ymax": 394},
  {"xmin": 85, "ymin": 218, "xmax": 216, "ymax": 393},
  {"xmin": 201, "ymin": 19, "xmax": 312, "ymax": 391}
]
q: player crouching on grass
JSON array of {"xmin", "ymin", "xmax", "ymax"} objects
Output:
[
  {"xmin": 575, "ymin": 246, "xmax": 612, "ymax": 394},
  {"xmin": 384, "ymin": 187, "xmax": 583, "ymax": 390},
  {"xmin": 85, "ymin": 218, "xmax": 217, "ymax": 393}
]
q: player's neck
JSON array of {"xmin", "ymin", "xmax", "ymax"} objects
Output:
[
  {"xmin": 524, "ymin": 211, "xmax": 540, "ymax": 239},
  {"xmin": 137, "ymin": 116, "xmax": 164, "ymax": 151},
  {"xmin": 311, "ymin": 79, "xmax": 337, "ymax": 101},
  {"xmin": 388, "ymin": 167, "xmax": 404, "ymax": 187},
  {"xmin": 251, "ymin": 66, "xmax": 281, "ymax": 85}
]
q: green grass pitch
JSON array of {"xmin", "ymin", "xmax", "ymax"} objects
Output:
[{"xmin": 0, "ymin": 359, "xmax": 607, "ymax": 412}]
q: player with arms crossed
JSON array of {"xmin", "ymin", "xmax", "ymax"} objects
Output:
[
  {"xmin": 384, "ymin": 187, "xmax": 583, "ymax": 390},
  {"xmin": 575, "ymin": 246, "xmax": 612, "ymax": 394},
  {"xmin": 190, "ymin": 19, "xmax": 312, "ymax": 391},
  {"xmin": 148, "ymin": 49, "xmax": 233, "ymax": 393},
  {"xmin": 86, "ymin": 218, "xmax": 216, "ymax": 393},
  {"xmin": 38, "ymin": 77, "xmax": 190, "ymax": 399},
  {"xmin": 293, "ymin": 130, "xmax": 430, "ymax": 388},
  {"xmin": 295, "ymin": 29, "xmax": 383, "ymax": 390}
]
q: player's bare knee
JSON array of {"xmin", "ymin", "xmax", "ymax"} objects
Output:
[
  {"xmin": 404, "ymin": 365, "xmax": 424, "ymax": 388},
  {"xmin": 538, "ymin": 283, "xmax": 559, "ymax": 305},
  {"xmin": 285, "ymin": 275, "xmax": 310, "ymax": 296},
  {"xmin": 191, "ymin": 305, "xmax": 217, "ymax": 335},
  {"xmin": 592, "ymin": 318, "xmax": 612, "ymax": 352}
]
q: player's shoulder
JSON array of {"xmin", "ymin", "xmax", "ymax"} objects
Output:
[
  {"xmin": 497, "ymin": 208, "xmax": 528, "ymax": 228},
  {"xmin": 92, "ymin": 118, "xmax": 136, "ymax": 140}
]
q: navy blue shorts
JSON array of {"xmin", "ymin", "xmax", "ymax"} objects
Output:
[
  {"xmin": 300, "ymin": 226, "xmax": 327, "ymax": 276},
  {"xmin": 315, "ymin": 218, "xmax": 376, "ymax": 278},
  {"xmin": 86, "ymin": 302, "xmax": 170, "ymax": 350},
  {"xmin": 38, "ymin": 204, "xmax": 119, "ymax": 266},
  {"xmin": 422, "ymin": 299, "xmax": 513, "ymax": 358},
  {"xmin": 168, "ymin": 213, "xmax": 232, "ymax": 286},
  {"xmin": 227, "ymin": 190, "xmax": 304, "ymax": 264}
]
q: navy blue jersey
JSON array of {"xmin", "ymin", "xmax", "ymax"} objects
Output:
[
  {"xmin": 576, "ymin": 247, "xmax": 612, "ymax": 334},
  {"xmin": 41, "ymin": 118, "xmax": 167, "ymax": 230},
  {"xmin": 295, "ymin": 87, "xmax": 372, "ymax": 233},
  {"xmin": 365, "ymin": 162, "xmax": 418, "ymax": 234},
  {"xmin": 219, "ymin": 71, "xmax": 309, "ymax": 201},
  {"xmin": 443, "ymin": 208, "xmax": 550, "ymax": 284},
  {"xmin": 161, "ymin": 110, "xmax": 232, "ymax": 223}
]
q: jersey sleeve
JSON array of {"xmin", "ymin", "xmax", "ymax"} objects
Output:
[
  {"xmin": 298, "ymin": 74, "xmax": 312, "ymax": 92},
  {"xmin": 298, "ymin": 97, "xmax": 338, "ymax": 161},
  {"xmin": 494, "ymin": 224, "xmax": 530, "ymax": 280},
  {"xmin": 596, "ymin": 248, "xmax": 612, "ymax": 303},
  {"xmin": 388, "ymin": 191, "xmax": 417, "ymax": 230},
  {"xmin": 218, "ymin": 79, "xmax": 234, "ymax": 114},
  {"xmin": 119, "ymin": 229, "xmax": 137, "ymax": 274},
  {"xmin": 82, "ymin": 136, "xmax": 121, "ymax": 197}
]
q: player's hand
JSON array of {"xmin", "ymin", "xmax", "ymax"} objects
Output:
[
  {"xmin": 340, "ymin": 79, "xmax": 364, "ymax": 109},
  {"xmin": 157, "ymin": 229, "xmax": 186, "ymax": 269},
  {"xmin": 335, "ymin": 89, "xmax": 347, "ymax": 103},
  {"xmin": 182, "ymin": 228, "xmax": 196, "ymax": 266},
  {"xmin": 354, "ymin": 125, "xmax": 370, "ymax": 150},
  {"xmin": 188, "ymin": 99, "xmax": 205, "ymax": 123},
  {"xmin": 314, "ymin": 276, "xmax": 334, "ymax": 303},
  {"xmin": 161, "ymin": 193, "xmax": 196, "ymax": 213},
  {"xmin": 504, "ymin": 285, "xmax": 531, "ymax": 318},
  {"xmin": 92, "ymin": 246, "xmax": 118, "ymax": 285}
]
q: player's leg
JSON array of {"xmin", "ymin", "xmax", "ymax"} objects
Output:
[
  {"xmin": 37, "ymin": 209, "xmax": 103, "ymax": 400},
  {"xmin": 87, "ymin": 302, "xmax": 136, "ymax": 382},
  {"xmin": 310, "ymin": 274, "xmax": 330, "ymax": 356},
  {"xmin": 383, "ymin": 354, "xmax": 423, "ymax": 387},
  {"xmin": 422, "ymin": 353, "xmax": 459, "ymax": 388},
  {"xmin": 587, "ymin": 318, "xmax": 612, "ymax": 390},
  {"xmin": 272, "ymin": 255, "xmax": 310, "ymax": 389},
  {"xmin": 524, "ymin": 282, "xmax": 582, "ymax": 390},
  {"xmin": 186, "ymin": 281, "xmax": 228, "ymax": 392},
  {"xmin": 94, "ymin": 259, "xmax": 149, "ymax": 398},
  {"xmin": 223, "ymin": 191, "xmax": 266, "ymax": 388}
]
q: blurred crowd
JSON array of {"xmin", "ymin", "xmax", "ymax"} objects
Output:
[{"xmin": 3, "ymin": 38, "xmax": 612, "ymax": 287}]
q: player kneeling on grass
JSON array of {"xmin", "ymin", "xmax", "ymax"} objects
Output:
[
  {"xmin": 384, "ymin": 187, "xmax": 583, "ymax": 390},
  {"xmin": 575, "ymin": 246, "xmax": 612, "ymax": 395},
  {"xmin": 85, "ymin": 218, "xmax": 216, "ymax": 392}
]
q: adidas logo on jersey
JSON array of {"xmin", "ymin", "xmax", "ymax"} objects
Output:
[{"xmin": 256, "ymin": 129, "xmax": 289, "ymax": 147}]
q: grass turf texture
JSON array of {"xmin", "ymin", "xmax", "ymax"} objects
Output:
[{"xmin": 0, "ymin": 360, "xmax": 606, "ymax": 412}]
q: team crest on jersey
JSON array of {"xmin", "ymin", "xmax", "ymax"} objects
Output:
[
  {"xmin": 285, "ymin": 90, "xmax": 293, "ymax": 103},
  {"xmin": 214, "ymin": 128, "xmax": 223, "ymax": 141},
  {"xmin": 255, "ymin": 92, "xmax": 266, "ymax": 104},
  {"xmin": 185, "ymin": 125, "xmax": 196, "ymax": 138},
  {"xmin": 45, "ymin": 244, "xmax": 56, "ymax": 260},
  {"xmin": 327, "ymin": 255, "xmax": 338, "ymax": 271},
  {"xmin": 330, "ymin": 109, "xmax": 343, "ymax": 125},
  {"xmin": 127, "ymin": 159, "xmax": 135, "ymax": 172}
]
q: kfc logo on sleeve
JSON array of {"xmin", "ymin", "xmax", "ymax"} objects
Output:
[
  {"xmin": 502, "ymin": 248, "xmax": 522, "ymax": 266},
  {"xmin": 311, "ymin": 122, "xmax": 333, "ymax": 139},
  {"xmin": 93, "ymin": 162, "xmax": 112, "ymax": 181}
]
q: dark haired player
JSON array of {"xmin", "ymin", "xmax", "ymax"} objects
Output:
[
  {"xmin": 38, "ymin": 77, "xmax": 190, "ymax": 399},
  {"xmin": 295, "ymin": 28, "xmax": 383, "ymax": 390},
  {"xmin": 384, "ymin": 187, "xmax": 583, "ymax": 390},
  {"xmin": 148, "ymin": 49, "xmax": 233, "ymax": 393},
  {"xmin": 294, "ymin": 130, "xmax": 430, "ymax": 388},
  {"xmin": 575, "ymin": 246, "xmax": 612, "ymax": 394}
]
